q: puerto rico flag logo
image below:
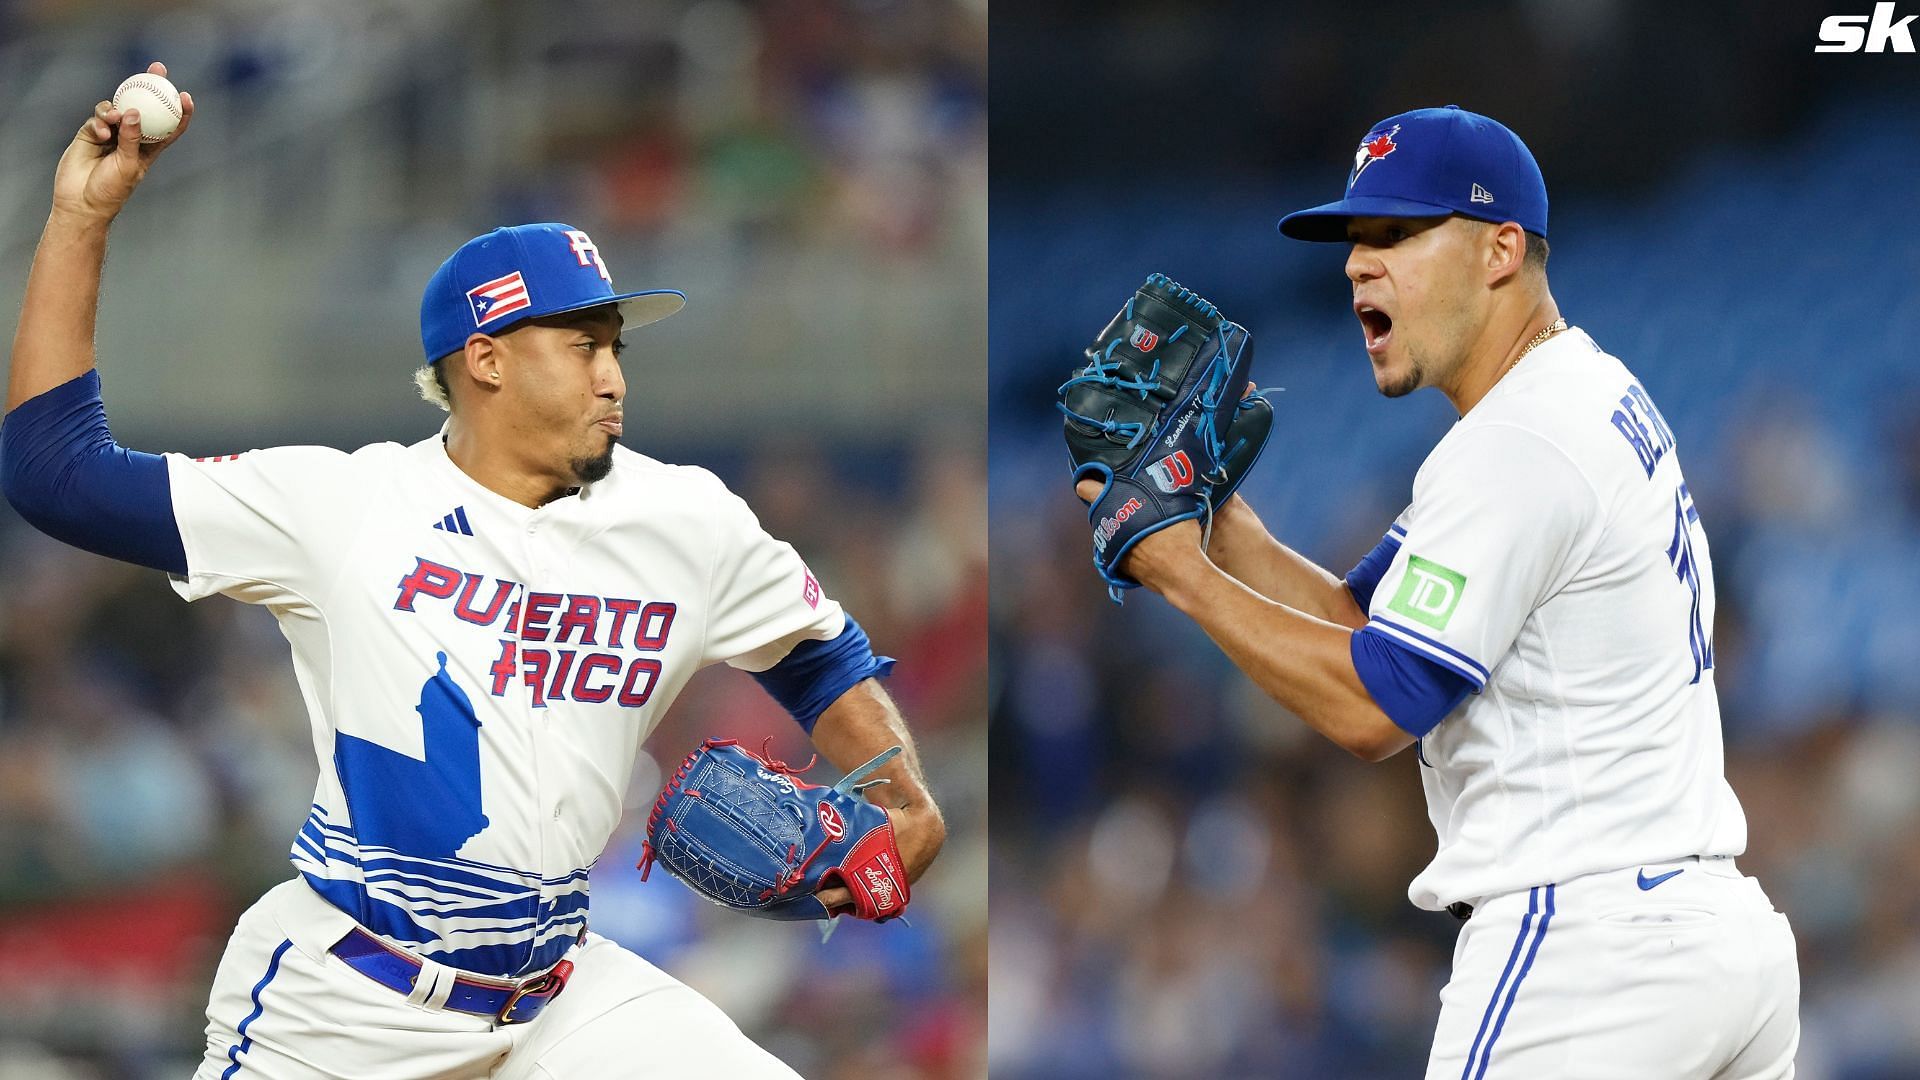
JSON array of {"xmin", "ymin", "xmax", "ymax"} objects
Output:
[
  {"xmin": 1348, "ymin": 124, "xmax": 1401, "ymax": 191},
  {"xmin": 467, "ymin": 271, "xmax": 532, "ymax": 327}
]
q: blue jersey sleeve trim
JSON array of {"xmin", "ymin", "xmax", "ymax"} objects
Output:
[
  {"xmin": 1352, "ymin": 626, "xmax": 1475, "ymax": 738},
  {"xmin": 1344, "ymin": 527, "xmax": 1405, "ymax": 612},
  {"xmin": 1366, "ymin": 615, "xmax": 1491, "ymax": 687},
  {"xmin": 749, "ymin": 615, "xmax": 896, "ymax": 733},
  {"xmin": 0, "ymin": 369, "xmax": 187, "ymax": 574}
]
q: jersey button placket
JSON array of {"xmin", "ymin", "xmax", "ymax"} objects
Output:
[{"xmin": 524, "ymin": 517, "xmax": 566, "ymax": 952}]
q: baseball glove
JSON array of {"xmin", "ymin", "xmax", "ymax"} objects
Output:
[
  {"xmin": 1059, "ymin": 273, "xmax": 1272, "ymax": 596},
  {"xmin": 639, "ymin": 739, "xmax": 910, "ymax": 924}
]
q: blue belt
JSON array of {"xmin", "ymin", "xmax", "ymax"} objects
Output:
[{"xmin": 330, "ymin": 928, "xmax": 575, "ymax": 1025}]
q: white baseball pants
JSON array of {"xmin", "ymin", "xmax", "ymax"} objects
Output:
[
  {"xmin": 193, "ymin": 877, "xmax": 802, "ymax": 1079},
  {"xmin": 1427, "ymin": 857, "xmax": 1799, "ymax": 1079}
]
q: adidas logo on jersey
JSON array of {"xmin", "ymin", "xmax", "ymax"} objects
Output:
[{"xmin": 432, "ymin": 506, "xmax": 475, "ymax": 536}]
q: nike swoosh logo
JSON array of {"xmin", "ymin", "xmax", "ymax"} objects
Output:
[{"xmin": 1636, "ymin": 867, "xmax": 1684, "ymax": 891}]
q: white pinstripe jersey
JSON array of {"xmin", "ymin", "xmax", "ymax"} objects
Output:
[
  {"xmin": 164, "ymin": 435, "xmax": 841, "ymax": 977},
  {"xmin": 1362, "ymin": 327, "xmax": 1747, "ymax": 910}
]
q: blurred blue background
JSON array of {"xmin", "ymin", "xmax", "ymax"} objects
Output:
[
  {"xmin": 989, "ymin": 3, "xmax": 1920, "ymax": 1077},
  {"xmin": 0, "ymin": 1, "xmax": 984, "ymax": 1077}
]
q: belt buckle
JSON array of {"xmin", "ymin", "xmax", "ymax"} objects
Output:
[{"xmin": 495, "ymin": 959, "xmax": 574, "ymax": 1025}]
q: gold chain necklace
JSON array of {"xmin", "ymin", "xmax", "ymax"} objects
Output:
[{"xmin": 1507, "ymin": 319, "xmax": 1567, "ymax": 373}]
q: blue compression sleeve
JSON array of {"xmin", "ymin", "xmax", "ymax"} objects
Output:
[
  {"xmin": 749, "ymin": 615, "xmax": 896, "ymax": 733},
  {"xmin": 1343, "ymin": 525, "xmax": 1405, "ymax": 611},
  {"xmin": 1351, "ymin": 626, "xmax": 1474, "ymax": 738},
  {"xmin": 0, "ymin": 370, "xmax": 186, "ymax": 574}
]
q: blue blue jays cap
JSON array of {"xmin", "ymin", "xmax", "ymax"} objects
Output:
[
  {"xmin": 1278, "ymin": 105, "xmax": 1548, "ymax": 243},
  {"xmin": 419, "ymin": 223, "xmax": 686, "ymax": 364}
]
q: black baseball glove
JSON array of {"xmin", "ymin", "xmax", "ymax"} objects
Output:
[{"xmin": 1058, "ymin": 273, "xmax": 1272, "ymax": 597}]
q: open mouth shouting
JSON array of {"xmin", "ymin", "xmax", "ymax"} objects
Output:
[{"xmin": 1355, "ymin": 300, "xmax": 1394, "ymax": 355}]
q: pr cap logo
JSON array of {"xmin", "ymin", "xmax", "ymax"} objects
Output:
[
  {"xmin": 1348, "ymin": 124, "xmax": 1401, "ymax": 191},
  {"xmin": 563, "ymin": 229, "xmax": 611, "ymax": 281},
  {"xmin": 1387, "ymin": 554, "xmax": 1468, "ymax": 630},
  {"xmin": 1817, "ymin": 2, "xmax": 1916, "ymax": 51}
]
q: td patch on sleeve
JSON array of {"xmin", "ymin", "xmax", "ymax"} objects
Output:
[{"xmin": 1387, "ymin": 555, "xmax": 1467, "ymax": 630}]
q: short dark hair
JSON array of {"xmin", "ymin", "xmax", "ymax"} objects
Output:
[{"xmin": 1524, "ymin": 231, "xmax": 1550, "ymax": 274}]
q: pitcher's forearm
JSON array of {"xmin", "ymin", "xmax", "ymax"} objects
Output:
[
  {"xmin": 811, "ymin": 678, "xmax": 946, "ymax": 879},
  {"xmin": 1142, "ymin": 543, "xmax": 1411, "ymax": 762},
  {"xmin": 8, "ymin": 211, "xmax": 111, "ymax": 411},
  {"xmin": 1207, "ymin": 496, "xmax": 1367, "ymax": 628}
]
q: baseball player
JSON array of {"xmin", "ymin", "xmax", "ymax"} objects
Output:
[
  {"xmin": 0, "ymin": 64, "xmax": 946, "ymax": 1078},
  {"xmin": 1076, "ymin": 106, "xmax": 1799, "ymax": 1076}
]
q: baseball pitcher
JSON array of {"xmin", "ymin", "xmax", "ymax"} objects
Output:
[
  {"xmin": 1063, "ymin": 106, "xmax": 1798, "ymax": 1077},
  {"xmin": 0, "ymin": 64, "xmax": 946, "ymax": 1078}
]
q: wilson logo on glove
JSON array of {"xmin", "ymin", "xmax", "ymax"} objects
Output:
[
  {"xmin": 1147, "ymin": 452, "xmax": 1195, "ymax": 493},
  {"xmin": 1130, "ymin": 326, "xmax": 1160, "ymax": 352},
  {"xmin": 1093, "ymin": 497, "xmax": 1144, "ymax": 551}
]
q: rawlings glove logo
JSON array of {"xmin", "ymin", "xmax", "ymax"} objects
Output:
[
  {"xmin": 862, "ymin": 863, "xmax": 899, "ymax": 912},
  {"xmin": 818, "ymin": 802, "xmax": 845, "ymax": 841},
  {"xmin": 1146, "ymin": 451, "xmax": 1196, "ymax": 493}
]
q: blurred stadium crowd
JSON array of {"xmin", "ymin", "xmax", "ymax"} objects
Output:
[
  {"xmin": 0, "ymin": 0, "xmax": 984, "ymax": 1077},
  {"xmin": 989, "ymin": 6, "xmax": 1920, "ymax": 1078}
]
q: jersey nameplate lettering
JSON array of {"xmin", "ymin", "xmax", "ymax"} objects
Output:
[{"xmin": 394, "ymin": 556, "xmax": 678, "ymax": 709}]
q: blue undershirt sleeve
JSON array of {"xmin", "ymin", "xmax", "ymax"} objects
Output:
[
  {"xmin": 1351, "ymin": 626, "xmax": 1474, "ymax": 738},
  {"xmin": 0, "ymin": 369, "xmax": 187, "ymax": 574},
  {"xmin": 749, "ymin": 615, "xmax": 896, "ymax": 733},
  {"xmin": 1343, "ymin": 525, "xmax": 1405, "ymax": 611}
]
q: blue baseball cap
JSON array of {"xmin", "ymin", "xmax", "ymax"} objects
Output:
[
  {"xmin": 1278, "ymin": 105, "xmax": 1548, "ymax": 243},
  {"xmin": 419, "ymin": 223, "xmax": 686, "ymax": 364}
]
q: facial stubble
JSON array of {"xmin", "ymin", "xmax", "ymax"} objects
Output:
[
  {"xmin": 571, "ymin": 433, "xmax": 616, "ymax": 485},
  {"xmin": 1378, "ymin": 351, "xmax": 1425, "ymax": 399}
]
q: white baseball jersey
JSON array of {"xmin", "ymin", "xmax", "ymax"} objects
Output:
[
  {"xmin": 1360, "ymin": 326, "xmax": 1748, "ymax": 911},
  {"xmin": 164, "ymin": 433, "xmax": 842, "ymax": 978}
]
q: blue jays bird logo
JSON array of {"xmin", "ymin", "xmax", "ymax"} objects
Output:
[{"xmin": 1348, "ymin": 125, "xmax": 1401, "ymax": 191}]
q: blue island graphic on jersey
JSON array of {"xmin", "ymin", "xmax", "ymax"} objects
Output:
[{"xmin": 332, "ymin": 651, "xmax": 489, "ymax": 859}]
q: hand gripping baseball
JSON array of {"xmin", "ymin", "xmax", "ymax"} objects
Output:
[{"xmin": 53, "ymin": 62, "xmax": 195, "ymax": 225}]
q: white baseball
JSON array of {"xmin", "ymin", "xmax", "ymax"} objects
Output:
[{"xmin": 112, "ymin": 73, "xmax": 182, "ymax": 143}]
